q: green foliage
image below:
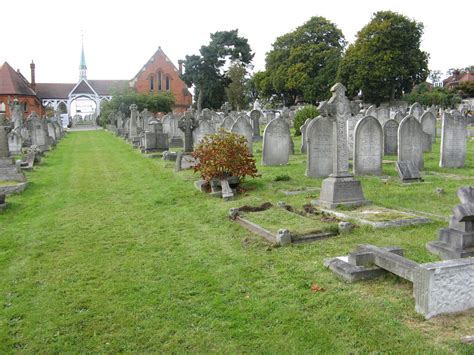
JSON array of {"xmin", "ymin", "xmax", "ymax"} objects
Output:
[
  {"xmin": 456, "ymin": 81, "xmax": 474, "ymax": 98},
  {"xmin": 100, "ymin": 87, "xmax": 174, "ymax": 126},
  {"xmin": 181, "ymin": 30, "xmax": 254, "ymax": 111},
  {"xmin": 403, "ymin": 83, "xmax": 461, "ymax": 108},
  {"xmin": 255, "ymin": 16, "xmax": 346, "ymax": 105},
  {"xmin": 225, "ymin": 62, "xmax": 249, "ymax": 111},
  {"xmin": 192, "ymin": 130, "xmax": 259, "ymax": 182},
  {"xmin": 293, "ymin": 105, "xmax": 319, "ymax": 136},
  {"xmin": 338, "ymin": 11, "xmax": 429, "ymax": 104},
  {"xmin": 273, "ymin": 174, "xmax": 291, "ymax": 182}
]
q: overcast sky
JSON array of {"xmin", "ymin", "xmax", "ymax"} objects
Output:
[{"xmin": 2, "ymin": 0, "xmax": 473, "ymax": 84}]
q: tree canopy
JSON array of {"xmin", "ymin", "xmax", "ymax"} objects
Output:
[
  {"xmin": 254, "ymin": 16, "xmax": 346, "ymax": 106},
  {"xmin": 338, "ymin": 11, "xmax": 429, "ymax": 104},
  {"xmin": 180, "ymin": 30, "xmax": 254, "ymax": 112},
  {"xmin": 403, "ymin": 83, "xmax": 461, "ymax": 109}
]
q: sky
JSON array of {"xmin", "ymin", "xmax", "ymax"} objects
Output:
[{"xmin": 2, "ymin": 0, "xmax": 473, "ymax": 84}]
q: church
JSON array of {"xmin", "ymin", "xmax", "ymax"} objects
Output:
[{"xmin": 0, "ymin": 44, "xmax": 192, "ymax": 119}]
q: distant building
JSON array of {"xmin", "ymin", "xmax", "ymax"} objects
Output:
[
  {"xmin": 0, "ymin": 61, "xmax": 44, "ymax": 117},
  {"xmin": 130, "ymin": 46, "xmax": 192, "ymax": 113},
  {"xmin": 443, "ymin": 68, "xmax": 474, "ymax": 89}
]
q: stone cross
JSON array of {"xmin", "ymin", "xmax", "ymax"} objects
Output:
[
  {"xmin": 178, "ymin": 111, "xmax": 198, "ymax": 152},
  {"xmin": 10, "ymin": 99, "xmax": 23, "ymax": 130},
  {"xmin": 326, "ymin": 83, "xmax": 350, "ymax": 176}
]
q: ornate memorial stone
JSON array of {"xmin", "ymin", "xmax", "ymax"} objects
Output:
[{"xmin": 178, "ymin": 111, "xmax": 198, "ymax": 153}]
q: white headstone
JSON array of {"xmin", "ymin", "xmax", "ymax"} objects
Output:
[
  {"xmin": 409, "ymin": 103, "xmax": 424, "ymax": 120},
  {"xmin": 439, "ymin": 111, "xmax": 467, "ymax": 168}
]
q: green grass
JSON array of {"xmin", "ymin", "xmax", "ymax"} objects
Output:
[{"xmin": 0, "ymin": 131, "xmax": 473, "ymax": 352}]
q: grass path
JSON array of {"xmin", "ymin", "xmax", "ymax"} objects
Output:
[{"xmin": 0, "ymin": 131, "xmax": 472, "ymax": 352}]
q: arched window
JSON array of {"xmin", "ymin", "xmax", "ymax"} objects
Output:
[
  {"xmin": 165, "ymin": 76, "xmax": 171, "ymax": 91},
  {"xmin": 0, "ymin": 102, "xmax": 5, "ymax": 112},
  {"xmin": 149, "ymin": 76, "xmax": 154, "ymax": 91},
  {"xmin": 157, "ymin": 71, "xmax": 162, "ymax": 91}
]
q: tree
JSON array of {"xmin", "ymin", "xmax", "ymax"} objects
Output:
[
  {"xmin": 403, "ymin": 83, "xmax": 461, "ymax": 108},
  {"xmin": 225, "ymin": 62, "xmax": 249, "ymax": 111},
  {"xmin": 181, "ymin": 30, "xmax": 253, "ymax": 112},
  {"xmin": 255, "ymin": 16, "xmax": 346, "ymax": 106},
  {"xmin": 456, "ymin": 81, "xmax": 474, "ymax": 98},
  {"xmin": 338, "ymin": 11, "xmax": 429, "ymax": 104}
]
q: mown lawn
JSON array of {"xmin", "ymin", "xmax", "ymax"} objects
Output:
[{"xmin": 0, "ymin": 130, "xmax": 472, "ymax": 352}]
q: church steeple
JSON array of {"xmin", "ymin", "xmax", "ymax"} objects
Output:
[{"xmin": 79, "ymin": 34, "xmax": 87, "ymax": 80}]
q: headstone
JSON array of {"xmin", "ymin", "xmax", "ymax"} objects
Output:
[
  {"xmin": 383, "ymin": 119, "xmax": 399, "ymax": 155},
  {"xmin": 396, "ymin": 160, "xmax": 422, "ymax": 183},
  {"xmin": 376, "ymin": 105, "xmax": 390, "ymax": 126},
  {"xmin": 439, "ymin": 111, "xmax": 467, "ymax": 168},
  {"xmin": 262, "ymin": 118, "xmax": 291, "ymax": 166},
  {"xmin": 178, "ymin": 111, "xmax": 198, "ymax": 152},
  {"xmin": 221, "ymin": 116, "xmax": 234, "ymax": 131},
  {"xmin": 398, "ymin": 115, "xmax": 424, "ymax": 170},
  {"xmin": 393, "ymin": 111, "xmax": 404, "ymax": 124},
  {"xmin": 312, "ymin": 83, "xmax": 369, "ymax": 208},
  {"xmin": 427, "ymin": 186, "xmax": 474, "ymax": 259},
  {"xmin": 305, "ymin": 115, "xmax": 333, "ymax": 178},
  {"xmin": 7, "ymin": 131, "xmax": 22, "ymax": 155},
  {"xmin": 250, "ymin": 109, "xmax": 262, "ymax": 141},
  {"xmin": 0, "ymin": 124, "xmax": 26, "ymax": 182},
  {"xmin": 420, "ymin": 111, "xmax": 436, "ymax": 145},
  {"xmin": 353, "ymin": 115, "xmax": 383, "ymax": 176},
  {"xmin": 231, "ymin": 116, "xmax": 253, "ymax": 155},
  {"xmin": 128, "ymin": 104, "xmax": 139, "ymax": 143},
  {"xmin": 409, "ymin": 102, "xmax": 423, "ymax": 120},
  {"xmin": 27, "ymin": 112, "xmax": 50, "ymax": 152},
  {"xmin": 194, "ymin": 118, "xmax": 215, "ymax": 148},
  {"xmin": 300, "ymin": 118, "xmax": 311, "ymax": 154},
  {"xmin": 365, "ymin": 105, "xmax": 377, "ymax": 117}
]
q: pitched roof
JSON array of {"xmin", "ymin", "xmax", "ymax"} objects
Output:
[
  {"xmin": 131, "ymin": 46, "xmax": 180, "ymax": 81},
  {"xmin": 70, "ymin": 79, "xmax": 97, "ymax": 95},
  {"xmin": 35, "ymin": 83, "xmax": 75, "ymax": 99},
  {"xmin": 0, "ymin": 62, "xmax": 37, "ymax": 96}
]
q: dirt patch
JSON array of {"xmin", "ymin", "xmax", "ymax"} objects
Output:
[{"xmin": 238, "ymin": 202, "xmax": 273, "ymax": 212}]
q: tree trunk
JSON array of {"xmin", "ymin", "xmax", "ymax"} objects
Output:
[{"xmin": 197, "ymin": 84, "xmax": 204, "ymax": 114}]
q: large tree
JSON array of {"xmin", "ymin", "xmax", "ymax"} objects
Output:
[
  {"xmin": 180, "ymin": 30, "xmax": 253, "ymax": 112},
  {"xmin": 255, "ymin": 16, "xmax": 346, "ymax": 106},
  {"xmin": 338, "ymin": 11, "xmax": 429, "ymax": 104}
]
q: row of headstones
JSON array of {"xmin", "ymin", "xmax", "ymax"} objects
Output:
[
  {"xmin": 6, "ymin": 100, "xmax": 65, "ymax": 155},
  {"xmin": 301, "ymin": 104, "xmax": 467, "ymax": 178}
]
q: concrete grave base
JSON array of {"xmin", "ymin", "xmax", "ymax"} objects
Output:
[
  {"xmin": 325, "ymin": 244, "xmax": 474, "ymax": 318},
  {"xmin": 175, "ymin": 153, "xmax": 198, "ymax": 171},
  {"xmin": 313, "ymin": 174, "xmax": 370, "ymax": 209}
]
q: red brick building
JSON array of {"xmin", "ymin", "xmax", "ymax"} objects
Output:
[
  {"xmin": 130, "ymin": 47, "xmax": 192, "ymax": 112},
  {"xmin": 0, "ymin": 61, "xmax": 44, "ymax": 118},
  {"xmin": 443, "ymin": 68, "xmax": 474, "ymax": 89}
]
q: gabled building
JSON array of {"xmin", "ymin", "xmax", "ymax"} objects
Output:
[
  {"xmin": 443, "ymin": 68, "xmax": 474, "ymax": 89},
  {"xmin": 0, "ymin": 61, "xmax": 44, "ymax": 117},
  {"xmin": 130, "ymin": 46, "xmax": 192, "ymax": 112}
]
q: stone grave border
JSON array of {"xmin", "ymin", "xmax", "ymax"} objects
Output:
[
  {"xmin": 280, "ymin": 187, "xmax": 320, "ymax": 196},
  {"xmin": 0, "ymin": 182, "xmax": 28, "ymax": 196},
  {"xmin": 228, "ymin": 203, "xmax": 338, "ymax": 246},
  {"xmin": 314, "ymin": 206, "xmax": 431, "ymax": 228}
]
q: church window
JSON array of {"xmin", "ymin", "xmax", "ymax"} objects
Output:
[
  {"xmin": 0, "ymin": 102, "xmax": 5, "ymax": 112},
  {"xmin": 166, "ymin": 76, "xmax": 171, "ymax": 91},
  {"xmin": 157, "ymin": 71, "xmax": 162, "ymax": 91},
  {"xmin": 149, "ymin": 76, "xmax": 154, "ymax": 91}
]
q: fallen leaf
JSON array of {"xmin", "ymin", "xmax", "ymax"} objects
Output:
[{"xmin": 311, "ymin": 283, "xmax": 324, "ymax": 292}]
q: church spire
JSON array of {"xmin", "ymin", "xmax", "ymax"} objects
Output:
[{"xmin": 79, "ymin": 33, "xmax": 87, "ymax": 80}]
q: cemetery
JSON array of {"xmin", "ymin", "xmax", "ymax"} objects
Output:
[{"xmin": 1, "ymin": 3, "xmax": 474, "ymax": 353}]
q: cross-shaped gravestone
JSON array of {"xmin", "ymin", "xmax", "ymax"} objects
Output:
[
  {"xmin": 312, "ymin": 83, "xmax": 369, "ymax": 209},
  {"xmin": 326, "ymin": 83, "xmax": 350, "ymax": 176},
  {"xmin": 129, "ymin": 104, "xmax": 138, "ymax": 140},
  {"xmin": 178, "ymin": 111, "xmax": 198, "ymax": 152}
]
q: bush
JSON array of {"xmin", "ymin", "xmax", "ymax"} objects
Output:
[
  {"xmin": 293, "ymin": 105, "xmax": 319, "ymax": 136},
  {"xmin": 192, "ymin": 130, "xmax": 259, "ymax": 182}
]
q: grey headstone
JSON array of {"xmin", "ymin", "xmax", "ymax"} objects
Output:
[
  {"xmin": 383, "ymin": 119, "xmax": 399, "ymax": 155},
  {"xmin": 305, "ymin": 115, "xmax": 333, "ymax": 178},
  {"xmin": 439, "ymin": 111, "xmax": 467, "ymax": 168},
  {"xmin": 353, "ymin": 115, "xmax": 383, "ymax": 176},
  {"xmin": 396, "ymin": 161, "xmax": 421, "ymax": 182},
  {"xmin": 262, "ymin": 118, "xmax": 291, "ymax": 166},
  {"xmin": 231, "ymin": 116, "xmax": 253, "ymax": 155},
  {"xmin": 420, "ymin": 111, "xmax": 436, "ymax": 144},
  {"xmin": 398, "ymin": 115, "xmax": 424, "ymax": 170},
  {"xmin": 409, "ymin": 102, "xmax": 424, "ymax": 120},
  {"xmin": 300, "ymin": 118, "xmax": 311, "ymax": 154}
]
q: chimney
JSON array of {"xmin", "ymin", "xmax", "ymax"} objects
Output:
[
  {"xmin": 30, "ymin": 60, "xmax": 36, "ymax": 91},
  {"xmin": 178, "ymin": 60, "xmax": 184, "ymax": 75}
]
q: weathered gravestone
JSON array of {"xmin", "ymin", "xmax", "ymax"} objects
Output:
[
  {"xmin": 141, "ymin": 118, "xmax": 169, "ymax": 153},
  {"xmin": 194, "ymin": 118, "xmax": 215, "ymax": 149},
  {"xmin": 305, "ymin": 115, "xmax": 333, "ymax": 178},
  {"xmin": 439, "ymin": 110, "xmax": 467, "ymax": 168},
  {"xmin": 398, "ymin": 115, "xmax": 424, "ymax": 170},
  {"xmin": 249, "ymin": 109, "xmax": 262, "ymax": 141},
  {"xmin": 178, "ymin": 111, "xmax": 198, "ymax": 153},
  {"xmin": 128, "ymin": 104, "xmax": 139, "ymax": 144},
  {"xmin": 163, "ymin": 114, "xmax": 184, "ymax": 147},
  {"xmin": 0, "ymin": 122, "xmax": 26, "ymax": 182},
  {"xmin": 383, "ymin": 119, "xmax": 399, "ymax": 155},
  {"xmin": 346, "ymin": 114, "xmax": 363, "ymax": 159},
  {"xmin": 8, "ymin": 99, "xmax": 23, "ymax": 154},
  {"xmin": 324, "ymin": 244, "xmax": 474, "ymax": 319},
  {"xmin": 312, "ymin": 83, "xmax": 368, "ymax": 208},
  {"xmin": 395, "ymin": 160, "xmax": 422, "ymax": 183},
  {"xmin": 393, "ymin": 111, "xmax": 404, "ymax": 124},
  {"xmin": 365, "ymin": 105, "xmax": 377, "ymax": 117},
  {"xmin": 231, "ymin": 116, "xmax": 253, "ymax": 155},
  {"xmin": 262, "ymin": 118, "xmax": 291, "ymax": 166},
  {"xmin": 420, "ymin": 111, "xmax": 436, "ymax": 144},
  {"xmin": 427, "ymin": 186, "xmax": 474, "ymax": 259},
  {"xmin": 300, "ymin": 118, "xmax": 311, "ymax": 154},
  {"xmin": 27, "ymin": 112, "xmax": 50, "ymax": 152},
  {"xmin": 221, "ymin": 116, "xmax": 234, "ymax": 131},
  {"xmin": 376, "ymin": 105, "xmax": 390, "ymax": 127},
  {"xmin": 409, "ymin": 102, "xmax": 424, "ymax": 120},
  {"xmin": 353, "ymin": 115, "xmax": 383, "ymax": 176}
]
